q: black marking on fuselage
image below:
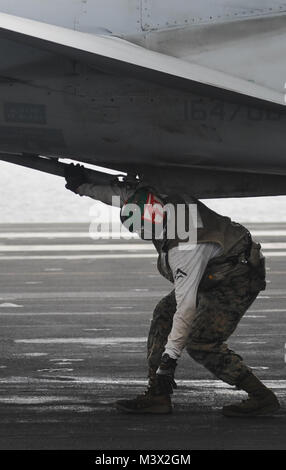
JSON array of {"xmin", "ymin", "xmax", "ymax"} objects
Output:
[{"xmin": 4, "ymin": 102, "xmax": 47, "ymax": 125}]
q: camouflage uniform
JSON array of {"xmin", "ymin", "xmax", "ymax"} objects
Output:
[
  {"xmin": 72, "ymin": 178, "xmax": 278, "ymax": 415},
  {"xmin": 74, "ymin": 177, "xmax": 268, "ymax": 396},
  {"xmin": 147, "ymin": 264, "xmax": 261, "ymax": 386}
]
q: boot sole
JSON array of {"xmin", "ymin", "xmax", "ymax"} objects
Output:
[
  {"xmin": 222, "ymin": 402, "xmax": 280, "ymax": 418},
  {"xmin": 115, "ymin": 403, "xmax": 172, "ymax": 415}
]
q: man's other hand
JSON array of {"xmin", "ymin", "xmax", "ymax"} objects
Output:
[
  {"xmin": 156, "ymin": 353, "xmax": 178, "ymax": 395},
  {"xmin": 64, "ymin": 163, "xmax": 87, "ymax": 194}
]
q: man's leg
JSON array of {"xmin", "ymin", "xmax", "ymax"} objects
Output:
[
  {"xmin": 186, "ymin": 273, "xmax": 280, "ymax": 416},
  {"xmin": 115, "ymin": 291, "xmax": 177, "ymax": 414},
  {"xmin": 147, "ymin": 290, "xmax": 177, "ymax": 387}
]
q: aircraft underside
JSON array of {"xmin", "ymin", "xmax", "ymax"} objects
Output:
[{"xmin": 0, "ymin": 6, "xmax": 285, "ymax": 198}]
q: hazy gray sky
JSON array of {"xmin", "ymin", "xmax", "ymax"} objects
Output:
[{"xmin": 1, "ymin": 161, "xmax": 286, "ymax": 223}]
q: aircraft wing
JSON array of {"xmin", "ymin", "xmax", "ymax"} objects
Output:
[{"xmin": 0, "ymin": 12, "xmax": 284, "ymax": 109}]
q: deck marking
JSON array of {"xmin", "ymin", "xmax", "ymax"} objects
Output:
[
  {"xmin": 251, "ymin": 366, "xmax": 269, "ymax": 370},
  {"xmin": 2, "ymin": 230, "xmax": 286, "ymax": 239},
  {"xmin": 239, "ymin": 341, "xmax": 267, "ymax": 344},
  {"xmin": 245, "ymin": 315, "xmax": 266, "ymax": 318},
  {"xmin": 0, "ymin": 254, "xmax": 157, "ymax": 261},
  {"xmin": 0, "ymin": 376, "xmax": 285, "ymax": 388},
  {"xmin": 0, "ymin": 291, "xmax": 168, "ymax": 300},
  {"xmin": 15, "ymin": 337, "xmax": 146, "ymax": 345},
  {"xmin": 0, "ymin": 311, "xmax": 149, "ymax": 316},
  {"xmin": 249, "ymin": 309, "xmax": 286, "ymax": 313},
  {"xmin": 0, "ymin": 232, "xmax": 138, "ymax": 239},
  {"xmin": 37, "ymin": 368, "xmax": 74, "ymax": 372},
  {"xmin": 25, "ymin": 281, "xmax": 42, "ymax": 285},
  {"xmin": 0, "ymin": 243, "xmax": 154, "ymax": 252},
  {"xmin": 0, "ymin": 303, "xmax": 22, "ymax": 308}
]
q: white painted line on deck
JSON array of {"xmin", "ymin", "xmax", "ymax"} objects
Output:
[
  {"xmin": 22, "ymin": 353, "xmax": 48, "ymax": 357},
  {"xmin": 15, "ymin": 337, "xmax": 147, "ymax": 345},
  {"xmin": 0, "ymin": 244, "xmax": 153, "ymax": 252},
  {"xmin": 251, "ymin": 230, "xmax": 286, "ymax": 237},
  {"xmin": 251, "ymin": 366, "xmax": 269, "ymax": 370},
  {"xmin": 37, "ymin": 368, "xmax": 74, "ymax": 373},
  {"xmin": 111, "ymin": 306, "xmax": 134, "ymax": 310},
  {"xmin": 25, "ymin": 281, "xmax": 43, "ymax": 285},
  {"xmin": 1, "ymin": 230, "xmax": 286, "ymax": 239},
  {"xmin": 237, "ymin": 333, "xmax": 286, "ymax": 336},
  {"xmin": 245, "ymin": 315, "xmax": 266, "ymax": 318},
  {"xmin": 249, "ymin": 309, "xmax": 286, "ymax": 313},
  {"xmin": 0, "ymin": 290, "xmax": 167, "ymax": 300},
  {"xmin": 0, "ymin": 250, "xmax": 284, "ymax": 261},
  {"xmin": 259, "ymin": 289, "xmax": 286, "ymax": 296},
  {"xmin": 13, "ymin": 336, "xmax": 281, "ymax": 347},
  {"xmin": 49, "ymin": 359, "xmax": 84, "ymax": 362},
  {"xmin": 262, "ymin": 243, "xmax": 286, "ymax": 249},
  {"xmin": 0, "ymin": 311, "xmax": 148, "ymax": 316},
  {"xmin": 45, "ymin": 268, "xmax": 63, "ymax": 271},
  {"xmin": 0, "ymin": 232, "xmax": 139, "ymax": 239},
  {"xmin": 0, "ymin": 232, "xmax": 90, "ymax": 239},
  {"xmin": 264, "ymin": 252, "xmax": 286, "ymax": 257},
  {"xmin": 0, "ymin": 254, "xmax": 157, "ymax": 261},
  {"xmin": 83, "ymin": 328, "xmax": 112, "ymax": 332},
  {"xmin": 0, "ymin": 303, "xmax": 22, "ymax": 308},
  {"xmin": 0, "ymin": 395, "xmax": 82, "ymax": 404},
  {"xmin": 1, "ymin": 376, "xmax": 285, "ymax": 389},
  {"xmin": 0, "ymin": 289, "xmax": 284, "ymax": 303},
  {"xmin": 239, "ymin": 341, "xmax": 267, "ymax": 344},
  {"xmin": 0, "ymin": 242, "xmax": 286, "ymax": 252}
]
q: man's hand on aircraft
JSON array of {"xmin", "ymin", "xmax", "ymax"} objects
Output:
[{"xmin": 64, "ymin": 163, "xmax": 87, "ymax": 193}]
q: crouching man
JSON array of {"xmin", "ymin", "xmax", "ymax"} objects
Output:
[{"xmin": 65, "ymin": 164, "xmax": 280, "ymax": 417}]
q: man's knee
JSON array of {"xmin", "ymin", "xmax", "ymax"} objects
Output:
[
  {"xmin": 186, "ymin": 340, "xmax": 242, "ymax": 363},
  {"xmin": 186, "ymin": 341, "xmax": 247, "ymax": 386},
  {"xmin": 186, "ymin": 343, "xmax": 210, "ymax": 363}
]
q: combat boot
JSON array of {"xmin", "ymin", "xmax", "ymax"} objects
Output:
[
  {"xmin": 115, "ymin": 372, "xmax": 172, "ymax": 414},
  {"xmin": 222, "ymin": 371, "xmax": 280, "ymax": 417},
  {"xmin": 115, "ymin": 389, "xmax": 172, "ymax": 414}
]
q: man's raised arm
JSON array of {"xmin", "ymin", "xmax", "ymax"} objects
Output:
[{"xmin": 64, "ymin": 163, "xmax": 134, "ymax": 208}]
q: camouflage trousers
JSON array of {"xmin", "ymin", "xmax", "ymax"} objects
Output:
[{"xmin": 147, "ymin": 269, "xmax": 260, "ymax": 386}]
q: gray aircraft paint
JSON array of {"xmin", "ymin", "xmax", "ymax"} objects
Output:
[
  {"xmin": 0, "ymin": 1, "xmax": 285, "ymax": 34},
  {"xmin": 0, "ymin": 1, "xmax": 285, "ymax": 197},
  {"xmin": 0, "ymin": 0, "xmax": 143, "ymax": 34}
]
